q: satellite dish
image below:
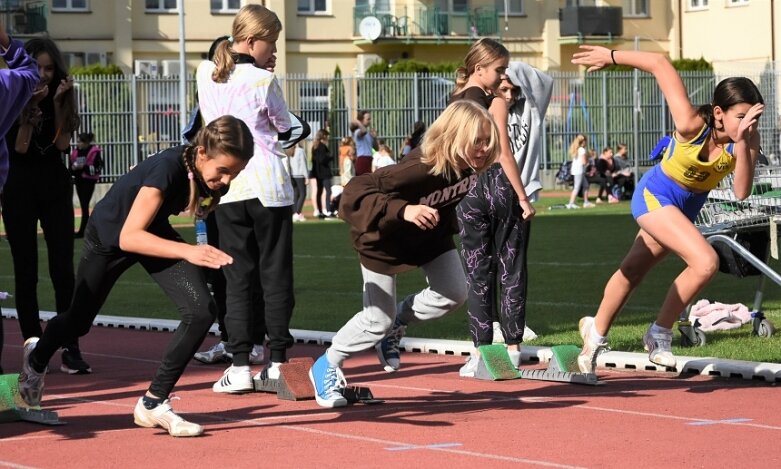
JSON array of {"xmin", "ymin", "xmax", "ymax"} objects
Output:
[{"xmin": 359, "ymin": 16, "xmax": 382, "ymax": 42}]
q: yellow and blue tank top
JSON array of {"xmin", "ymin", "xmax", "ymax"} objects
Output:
[{"xmin": 658, "ymin": 125, "xmax": 735, "ymax": 192}]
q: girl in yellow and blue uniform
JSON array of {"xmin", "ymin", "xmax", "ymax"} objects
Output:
[{"xmin": 570, "ymin": 45, "xmax": 764, "ymax": 373}]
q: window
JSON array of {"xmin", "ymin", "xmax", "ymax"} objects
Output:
[
  {"xmin": 495, "ymin": 0, "xmax": 523, "ymax": 15},
  {"xmin": 52, "ymin": 0, "xmax": 89, "ymax": 11},
  {"xmin": 623, "ymin": 0, "xmax": 648, "ymax": 17},
  {"xmin": 211, "ymin": 0, "xmax": 241, "ymax": 13},
  {"xmin": 436, "ymin": 0, "xmax": 468, "ymax": 14},
  {"xmin": 298, "ymin": 0, "xmax": 329, "ymax": 15},
  {"xmin": 566, "ymin": 0, "xmax": 596, "ymax": 6},
  {"xmin": 145, "ymin": 0, "xmax": 178, "ymax": 12},
  {"xmin": 688, "ymin": 0, "xmax": 708, "ymax": 10},
  {"xmin": 728, "ymin": 0, "xmax": 749, "ymax": 5},
  {"xmin": 355, "ymin": 0, "xmax": 391, "ymax": 15}
]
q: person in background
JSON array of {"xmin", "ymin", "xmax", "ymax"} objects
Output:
[
  {"xmin": 372, "ymin": 143, "xmax": 395, "ymax": 171},
  {"xmin": 611, "ymin": 142, "xmax": 634, "ymax": 200},
  {"xmin": 566, "ymin": 134, "xmax": 594, "ymax": 209},
  {"xmin": 288, "ymin": 141, "xmax": 308, "ymax": 221},
  {"xmin": 310, "ymin": 128, "xmax": 333, "ymax": 219},
  {"xmin": 0, "ymin": 17, "xmax": 39, "ymax": 375},
  {"xmin": 70, "ymin": 132, "xmax": 103, "ymax": 238},
  {"xmin": 352, "ymin": 110, "xmax": 376, "ymax": 175},
  {"xmin": 2, "ymin": 37, "xmax": 88, "ymax": 374},
  {"xmin": 339, "ymin": 135, "xmax": 356, "ymax": 186}
]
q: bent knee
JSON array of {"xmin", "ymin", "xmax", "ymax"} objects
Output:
[{"xmin": 691, "ymin": 250, "xmax": 719, "ymax": 279}]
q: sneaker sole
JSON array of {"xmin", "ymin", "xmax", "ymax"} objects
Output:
[
  {"xmin": 212, "ymin": 374, "xmax": 253, "ymax": 393},
  {"xmin": 308, "ymin": 369, "xmax": 348, "ymax": 408},
  {"xmin": 60, "ymin": 365, "xmax": 92, "ymax": 375},
  {"xmin": 133, "ymin": 414, "xmax": 204, "ymax": 437},
  {"xmin": 193, "ymin": 355, "xmax": 231, "ymax": 365}
]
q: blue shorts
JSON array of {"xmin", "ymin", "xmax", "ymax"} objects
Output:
[{"xmin": 630, "ymin": 165, "xmax": 708, "ymax": 222}]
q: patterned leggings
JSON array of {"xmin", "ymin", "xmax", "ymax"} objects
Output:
[{"xmin": 457, "ymin": 164, "xmax": 531, "ymax": 347}]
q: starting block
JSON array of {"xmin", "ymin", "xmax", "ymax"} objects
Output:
[
  {"xmin": 253, "ymin": 357, "xmax": 316, "ymax": 401},
  {"xmin": 0, "ymin": 374, "xmax": 63, "ymax": 425},
  {"xmin": 341, "ymin": 386, "xmax": 384, "ymax": 405},
  {"xmin": 474, "ymin": 344, "xmax": 600, "ymax": 386}
]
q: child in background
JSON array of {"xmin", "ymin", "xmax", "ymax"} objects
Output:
[
  {"xmin": 309, "ymin": 101, "xmax": 499, "ymax": 407},
  {"xmin": 70, "ymin": 132, "xmax": 103, "ymax": 238},
  {"xmin": 566, "ymin": 134, "xmax": 595, "ymax": 209},
  {"xmin": 339, "ymin": 135, "xmax": 356, "ymax": 186},
  {"xmin": 372, "ymin": 143, "xmax": 395, "ymax": 170},
  {"xmin": 287, "ymin": 142, "xmax": 308, "ymax": 221}
]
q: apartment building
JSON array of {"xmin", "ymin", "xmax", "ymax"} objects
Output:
[{"xmin": 1, "ymin": 1, "xmax": 778, "ymax": 75}]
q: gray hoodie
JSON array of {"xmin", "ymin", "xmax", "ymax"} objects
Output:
[{"xmin": 504, "ymin": 62, "xmax": 554, "ymax": 201}]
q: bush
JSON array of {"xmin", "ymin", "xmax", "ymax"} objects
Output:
[{"xmin": 70, "ymin": 63, "xmax": 124, "ymax": 76}]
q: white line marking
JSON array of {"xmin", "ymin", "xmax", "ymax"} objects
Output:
[
  {"xmin": 688, "ymin": 418, "xmax": 753, "ymax": 426},
  {"xmin": 0, "ymin": 461, "xmax": 41, "ymax": 469}
]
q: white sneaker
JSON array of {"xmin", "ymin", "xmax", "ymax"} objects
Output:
[
  {"xmin": 565, "ymin": 203, "xmax": 580, "ymax": 209},
  {"xmin": 643, "ymin": 325, "xmax": 677, "ymax": 368},
  {"xmin": 212, "ymin": 365, "xmax": 253, "ymax": 393},
  {"xmin": 133, "ymin": 397, "xmax": 203, "ymax": 437},
  {"xmin": 249, "ymin": 344, "xmax": 265, "ymax": 365},
  {"xmin": 253, "ymin": 362, "xmax": 282, "ymax": 381},
  {"xmin": 18, "ymin": 337, "xmax": 46, "ymax": 407},
  {"xmin": 459, "ymin": 355, "xmax": 480, "ymax": 377},
  {"xmin": 193, "ymin": 341, "xmax": 232, "ymax": 364},
  {"xmin": 577, "ymin": 316, "xmax": 608, "ymax": 373}
]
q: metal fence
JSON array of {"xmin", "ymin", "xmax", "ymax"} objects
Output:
[{"xmin": 73, "ymin": 69, "xmax": 779, "ymax": 183}]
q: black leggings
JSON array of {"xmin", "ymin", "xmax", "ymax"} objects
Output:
[
  {"xmin": 315, "ymin": 178, "xmax": 332, "ymax": 214},
  {"xmin": 32, "ymin": 223, "xmax": 216, "ymax": 399},
  {"xmin": 291, "ymin": 177, "xmax": 307, "ymax": 214},
  {"xmin": 74, "ymin": 177, "xmax": 97, "ymax": 235}
]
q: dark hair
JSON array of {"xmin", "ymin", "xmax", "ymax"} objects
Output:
[
  {"xmin": 183, "ymin": 115, "xmax": 254, "ymax": 216},
  {"xmin": 25, "ymin": 37, "xmax": 80, "ymax": 133},
  {"xmin": 78, "ymin": 132, "xmax": 95, "ymax": 144},
  {"xmin": 356, "ymin": 110, "xmax": 370, "ymax": 121},
  {"xmin": 697, "ymin": 77, "xmax": 764, "ymax": 129}
]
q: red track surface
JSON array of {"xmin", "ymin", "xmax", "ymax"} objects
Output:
[{"xmin": 1, "ymin": 318, "xmax": 780, "ymax": 468}]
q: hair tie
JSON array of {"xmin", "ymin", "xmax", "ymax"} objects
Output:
[
  {"xmin": 188, "ymin": 170, "xmax": 194, "ymax": 180},
  {"xmin": 228, "ymin": 35, "xmax": 234, "ymax": 44}
]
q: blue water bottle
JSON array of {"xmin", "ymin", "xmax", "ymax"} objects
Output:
[{"xmin": 195, "ymin": 218, "xmax": 208, "ymax": 245}]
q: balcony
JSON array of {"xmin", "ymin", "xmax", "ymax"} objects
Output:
[
  {"xmin": 1, "ymin": 0, "xmax": 48, "ymax": 36},
  {"xmin": 353, "ymin": 6, "xmax": 499, "ymax": 44}
]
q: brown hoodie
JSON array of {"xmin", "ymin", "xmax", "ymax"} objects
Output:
[{"xmin": 339, "ymin": 148, "xmax": 476, "ymax": 274}]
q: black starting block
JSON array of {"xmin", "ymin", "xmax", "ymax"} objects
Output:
[
  {"xmin": 474, "ymin": 344, "xmax": 600, "ymax": 386},
  {"xmin": 253, "ymin": 357, "xmax": 316, "ymax": 401},
  {"xmin": 0, "ymin": 374, "xmax": 64, "ymax": 426},
  {"xmin": 341, "ymin": 386, "xmax": 384, "ymax": 405}
]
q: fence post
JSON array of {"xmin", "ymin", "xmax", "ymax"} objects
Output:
[
  {"xmin": 131, "ymin": 74, "xmax": 140, "ymax": 166},
  {"xmin": 413, "ymin": 72, "xmax": 420, "ymax": 121},
  {"xmin": 601, "ymin": 72, "xmax": 608, "ymax": 149}
]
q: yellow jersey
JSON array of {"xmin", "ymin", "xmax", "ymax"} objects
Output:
[{"xmin": 659, "ymin": 126, "xmax": 735, "ymax": 192}]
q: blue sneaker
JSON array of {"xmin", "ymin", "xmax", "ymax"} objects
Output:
[
  {"xmin": 308, "ymin": 353, "xmax": 347, "ymax": 408},
  {"xmin": 376, "ymin": 318, "xmax": 406, "ymax": 372}
]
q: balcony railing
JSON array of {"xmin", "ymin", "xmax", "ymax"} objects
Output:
[
  {"xmin": 1, "ymin": 0, "xmax": 48, "ymax": 36},
  {"xmin": 353, "ymin": 6, "xmax": 498, "ymax": 40}
]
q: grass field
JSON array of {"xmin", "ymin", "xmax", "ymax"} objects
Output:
[{"xmin": 2, "ymin": 195, "xmax": 780, "ymax": 363}]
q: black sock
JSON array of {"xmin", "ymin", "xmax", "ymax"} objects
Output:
[{"xmin": 142, "ymin": 395, "xmax": 164, "ymax": 410}]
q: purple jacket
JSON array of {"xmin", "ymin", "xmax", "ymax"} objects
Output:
[{"xmin": 0, "ymin": 37, "xmax": 39, "ymax": 189}]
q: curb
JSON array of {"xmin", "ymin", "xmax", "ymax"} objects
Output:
[{"xmin": 2, "ymin": 309, "xmax": 779, "ymax": 383}]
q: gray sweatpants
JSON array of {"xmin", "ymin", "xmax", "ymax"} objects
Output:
[{"xmin": 326, "ymin": 249, "xmax": 467, "ymax": 367}]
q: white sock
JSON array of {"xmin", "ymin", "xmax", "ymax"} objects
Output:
[
  {"xmin": 650, "ymin": 322, "xmax": 672, "ymax": 334},
  {"xmin": 590, "ymin": 325, "xmax": 606, "ymax": 343},
  {"xmin": 230, "ymin": 365, "xmax": 250, "ymax": 373},
  {"xmin": 508, "ymin": 350, "xmax": 522, "ymax": 368}
]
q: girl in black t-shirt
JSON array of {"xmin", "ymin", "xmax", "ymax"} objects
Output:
[{"xmin": 17, "ymin": 115, "xmax": 254, "ymax": 438}]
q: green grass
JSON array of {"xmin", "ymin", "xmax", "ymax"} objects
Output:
[{"xmin": 2, "ymin": 197, "xmax": 780, "ymax": 363}]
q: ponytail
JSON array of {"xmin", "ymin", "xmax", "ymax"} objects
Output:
[{"xmin": 211, "ymin": 40, "xmax": 236, "ymax": 83}]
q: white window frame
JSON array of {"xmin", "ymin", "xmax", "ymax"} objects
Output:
[
  {"xmin": 52, "ymin": 0, "xmax": 89, "ymax": 12},
  {"xmin": 727, "ymin": 0, "xmax": 749, "ymax": 6},
  {"xmin": 298, "ymin": 0, "xmax": 330, "ymax": 16},
  {"xmin": 688, "ymin": 0, "xmax": 708, "ymax": 11},
  {"xmin": 210, "ymin": 0, "xmax": 243, "ymax": 14},
  {"xmin": 355, "ymin": 0, "xmax": 393, "ymax": 15},
  {"xmin": 496, "ymin": 0, "xmax": 524, "ymax": 16},
  {"xmin": 145, "ymin": 0, "xmax": 179, "ymax": 13},
  {"xmin": 623, "ymin": 0, "xmax": 648, "ymax": 17}
]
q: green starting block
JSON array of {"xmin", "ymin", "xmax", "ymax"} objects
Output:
[
  {"xmin": 474, "ymin": 344, "xmax": 600, "ymax": 386},
  {"xmin": 0, "ymin": 374, "xmax": 63, "ymax": 425}
]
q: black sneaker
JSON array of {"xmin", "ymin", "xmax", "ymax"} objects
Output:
[{"xmin": 61, "ymin": 344, "xmax": 92, "ymax": 374}]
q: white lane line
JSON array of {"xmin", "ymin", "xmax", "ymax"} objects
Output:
[{"xmin": 0, "ymin": 461, "xmax": 41, "ymax": 469}]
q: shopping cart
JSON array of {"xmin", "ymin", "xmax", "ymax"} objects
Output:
[{"xmin": 679, "ymin": 165, "xmax": 780, "ymax": 346}]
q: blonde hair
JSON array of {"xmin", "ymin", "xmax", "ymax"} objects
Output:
[
  {"xmin": 568, "ymin": 134, "xmax": 587, "ymax": 159},
  {"xmin": 184, "ymin": 115, "xmax": 254, "ymax": 217},
  {"xmin": 452, "ymin": 38, "xmax": 510, "ymax": 96},
  {"xmin": 211, "ymin": 4, "xmax": 282, "ymax": 83},
  {"xmin": 420, "ymin": 101, "xmax": 499, "ymax": 181}
]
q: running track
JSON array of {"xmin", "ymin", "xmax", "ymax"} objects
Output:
[{"xmin": 1, "ymin": 318, "xmax": 779, "ymax": 468}]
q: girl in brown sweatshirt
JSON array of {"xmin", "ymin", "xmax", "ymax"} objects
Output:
[{"xmin": 309, "ymin": 101, "xmax": 499, "ymax": 408}]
